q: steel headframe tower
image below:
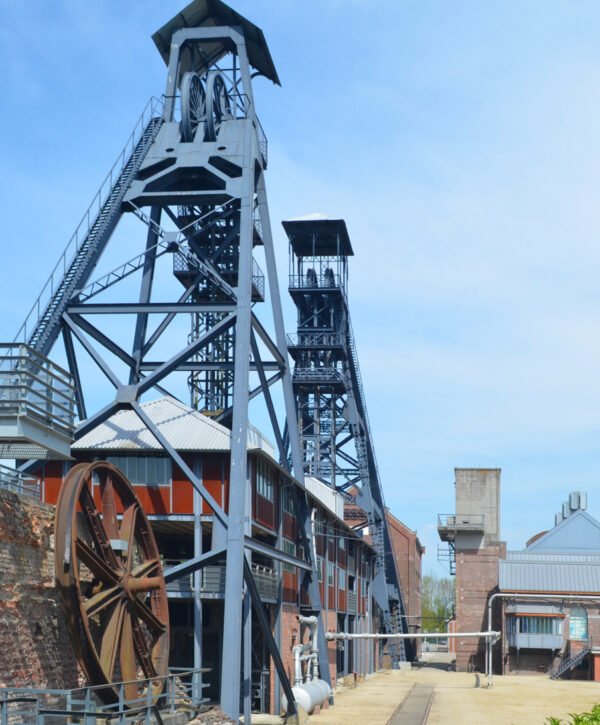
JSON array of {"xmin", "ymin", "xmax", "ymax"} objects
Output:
[
  {"xmin": 8, "ymin": 1, "xmax": 331, "ymax": 719},
  {"xmin": 284, "ymin": 216, "xmax": 413, "ymax": 664}
]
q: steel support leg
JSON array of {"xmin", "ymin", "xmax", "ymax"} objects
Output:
[{"xmin": 219, "ymin": 127, "xmax": 254, "ymax": 719}]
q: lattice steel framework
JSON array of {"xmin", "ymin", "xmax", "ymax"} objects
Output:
[
  {"xmin": 285, "ymin": 217, "xmax": 413, "ymax": 664},
  {"xmin": 8, "ymin": 3, "xmax": 330, "ymax": 720}
]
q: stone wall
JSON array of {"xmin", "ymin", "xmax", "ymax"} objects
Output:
[{"xmin": 0, "ymin": 487, "xmax": 79, "ymax": 689}]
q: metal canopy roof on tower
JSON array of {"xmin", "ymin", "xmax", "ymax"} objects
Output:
[
  {"xmin": 282, "ymin": 214, "xmax": 354, "ymax": 256},
  {"xmin": 152, "ymin": 0, "xmax": 280, "ymax": 86}
]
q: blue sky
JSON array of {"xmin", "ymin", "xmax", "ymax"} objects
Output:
[{"xmin": 2, "ymin": 1, "xmax": 600, "ymax": 576}]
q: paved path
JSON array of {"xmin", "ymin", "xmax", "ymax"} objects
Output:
[{"xmin": 388, "ymin": 684, "xmax": 433, "ymax": 725}]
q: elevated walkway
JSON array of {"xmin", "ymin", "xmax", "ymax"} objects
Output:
[{"xmin": 0, "ymin": 344, "xmax": 76, "ymax": 459}]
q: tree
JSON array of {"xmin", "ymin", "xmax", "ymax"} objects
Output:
[{"xmin": 421, "ymin": 573, "xmax": 455, "ymax": 633}]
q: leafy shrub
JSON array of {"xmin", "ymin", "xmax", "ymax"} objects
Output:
[{"xmin": 546, "ymin": 704, "xmax": 600, "ymax": 724}]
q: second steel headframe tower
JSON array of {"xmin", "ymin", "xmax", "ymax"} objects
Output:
[
  {"xmin": 284, "ymin": 216, "xmax": 413, "ymax": 664},
  {"xmin": 5, "ymin": 1, "xmax": 330, "ymax": 719}
]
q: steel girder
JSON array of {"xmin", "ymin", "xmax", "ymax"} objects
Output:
[
  {"xmin": 285, "ymin": 220, "xmax": 413, "ymax": 664},
  {"xmin": 11, "ymin": 17, "xmax": 331, "ymax": 723}
]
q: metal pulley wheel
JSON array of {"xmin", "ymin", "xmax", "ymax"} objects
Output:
[
  {"xmin": 54, "ymin": 461, "xmax": 169, "ymax": 705},
  {"xmin": 204, "ymin": 71, "xmax": 232, "ymax": 142},
  {"xmin": 181, "ymin": 71, "xmax": 206, "ymax": 142}
]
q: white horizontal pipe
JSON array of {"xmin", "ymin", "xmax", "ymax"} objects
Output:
[{"xmin": 325, "ymin": 631, "xmax": 500, "ymax": 641}]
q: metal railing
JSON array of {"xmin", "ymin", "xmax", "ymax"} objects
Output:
[
  {"xmin": 287, "ymin": 331, "xmax": 345, "ymax": 348},
  {"xmin": 14, "ymin": 97, "xmax": 164, "ymax": 345},
  {"xmin": 0, "ymin": 344, "xmax": 76, "ymax": 438},
  {"xmin": 437, "ymin": 513, "xmax": 485, "ymax": 529},
  {"xmin": 347, "ymin": 590, "xmax": 358, "ymax": 611},
  {"xmin": 253, "ymin": 116, "xmax": 268, "ymax": 168},
  {"xmin": 292, "ymin": 367, "xmax": 345, "ymax": 385},
  {"xmin": 0, "ymin": 668, "xmax": 207, "ymax": 725},
  {"xmin": 0, "ymin": 464, "xmax": 40, "ymax": 499},
  {"xmin": 289, "ymin": 273, "xmax": 342, "ymax": 290},
  {"xmin": 252, "ymin": 258, "xmax": 265, "ymax": 300},
  {"xmin": 172, "ymin": 251, "xmax": 264, "ymax": 301},
  {"xmin": 165, "ymin": 562, "xmax": 278, "ymax": 601}
]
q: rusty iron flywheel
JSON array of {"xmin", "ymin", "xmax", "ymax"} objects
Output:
[{"xmin": 54, "ymin": 461, "xmax": 170, "ymax": 705}]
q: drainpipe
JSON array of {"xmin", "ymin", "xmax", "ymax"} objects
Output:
[{"xmin": 486, "ymin": 591, "xmax": 600, "ymax": 687}]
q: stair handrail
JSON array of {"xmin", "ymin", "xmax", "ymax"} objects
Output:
[{"xmin": 14, "ymin": 96, "xmax": 164, "ymax": 345}]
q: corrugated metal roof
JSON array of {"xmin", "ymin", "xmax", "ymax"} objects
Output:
[
  {"xmin": 152, "ymin": 0, "xmax": 280, "ymax": 86},
  {"xmin": 507, "ymin": 551, "xmax": 600, "ymax": 563},
  {"xmin": 282, "ymin": 217, "xmax": 354, "ymax": 257},
  {"xmin": 72, "ymin": 396, "xmax": 275, "ymax": 458},
  {"xmin": 526, "ymin": 509, "xmax": 600, "ymax": 552},
  {"xmin": 499, "ymin": 558, "xmax": 600, "ymax": 593}
]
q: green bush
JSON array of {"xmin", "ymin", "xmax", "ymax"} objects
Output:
[{"xmin": 546, "ymin": 704, "xmax": 600, "ymax": 724}]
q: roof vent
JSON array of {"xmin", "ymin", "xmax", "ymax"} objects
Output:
[
  {"xmin": 555, "ymin": 512, "xmax": 563, "ymax": 526},
  {"xmin": 562, "ymin": 501, "xmax": 570, "ymax": 519}
]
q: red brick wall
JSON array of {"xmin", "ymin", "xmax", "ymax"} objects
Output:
[
  {"xmin": 386, "ymin": 512, "xmax": 424, "ymax": 642},
  {"xmin": 0, "ymin": 488, "xmax": 79, "ymax": 689},
  {"xmin": 455, "ymin": 543, "xmax": 505, "ymax": 672}
]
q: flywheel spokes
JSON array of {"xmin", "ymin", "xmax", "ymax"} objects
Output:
[{"xmin": 55, "ymin": 461, "xmax": 169, "ymax": 705}]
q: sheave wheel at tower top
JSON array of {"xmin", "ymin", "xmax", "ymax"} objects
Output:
[
  {"xmin": 180, "ymin": 71, "xmax": 206, "ymax": 142},
  {"xmin": 54, "ymin": 462, "xmax": 170, "ymax": 705}
]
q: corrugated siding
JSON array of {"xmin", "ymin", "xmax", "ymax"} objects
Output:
[
  {"xmin": 500, "ymin": 559, "xmax": 600, "ymax": 592},
  {"xmin": 504, "ymin": 602, "xmax": 562, "ymax": 614},
  {"xmin": 506, "ymin": 550, "xmax": 600, "ymax": 563},
  {"xmin": 72, "ymin": 396, "xmax": 275, "ymax": 457},
  {"xmin": 304, "ymin": 476, "xmax": 344, "ymax": 518}
]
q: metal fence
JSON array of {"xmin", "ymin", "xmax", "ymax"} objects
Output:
[
  {"xmin": 0, "ymin": 465, "xmax": 40, "ymax": 499},
  {"xmin": 0, "ymin": 668, "xmax": 207, "ymax": 725}
]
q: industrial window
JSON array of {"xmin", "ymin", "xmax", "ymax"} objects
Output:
[
  {"xmin": 256, "ymin": 459, "xmax": 274, "ymax": 501},
  {"xmin": 102, "ymin": 456, "xmax": 171, "ymax": 486},
  {"xmin": 282, "ymin": 485, "xmax": 295, "ymax": 514},
  {"xmin": 328, "ymin": 561, "xmax": 335, "ymax": 587},
  {"xmin": 282, "ymin": 539, "xmax": 296, "ymax": 573},
  {"xmin": 508, "ymin": 616, "xmax": 562, "ymax": 635},
  {"xmin": 339, "ymin": 534, "xmax": 346, "ymax": 551},
  {"xmin": 317, "ymin": 557, "xmax": 323, "ymax": 582},
  {"xmin": 338, "ymin": 568, "xmax": 346, "ymax": 591},
  {"xmin": 570, "ymin": 608, "xmax": 588, "ymax": 640}
]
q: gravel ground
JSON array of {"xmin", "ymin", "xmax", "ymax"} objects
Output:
[{"xmin": 249, "ymin": 656, "xmax": 600, "ymax": 724}]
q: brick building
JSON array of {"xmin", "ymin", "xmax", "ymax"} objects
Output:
[
  {"xmin": 32, "ymin": 395, "xmax": 389, "ymax": 713},
  {"xmin": 439, "ymin": 468, "xmax": 600, "ymax": 681},
  {"xmin": 386, "ymin": 511, "xmax": 424, "ymax": 638},
  {"xmin": 0, "ymin": 487, "xmax": 79, "ymax": 690}
]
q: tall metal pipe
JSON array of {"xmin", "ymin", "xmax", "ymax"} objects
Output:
[{"xmin": 297, "ymin": 614, "xmax": 319, "ymax": 679}]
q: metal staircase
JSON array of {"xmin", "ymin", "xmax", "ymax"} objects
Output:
[
  {"xmin": 16, "ymin": 99, "xmax": 163, "ymax": 356},
  {"xmin": 550, "ymin": 641, "xmax": 591, "ymax": 679},
  {"xmin": 285, "ymin": 216, "xmax": 413, "ymax": 663}
]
